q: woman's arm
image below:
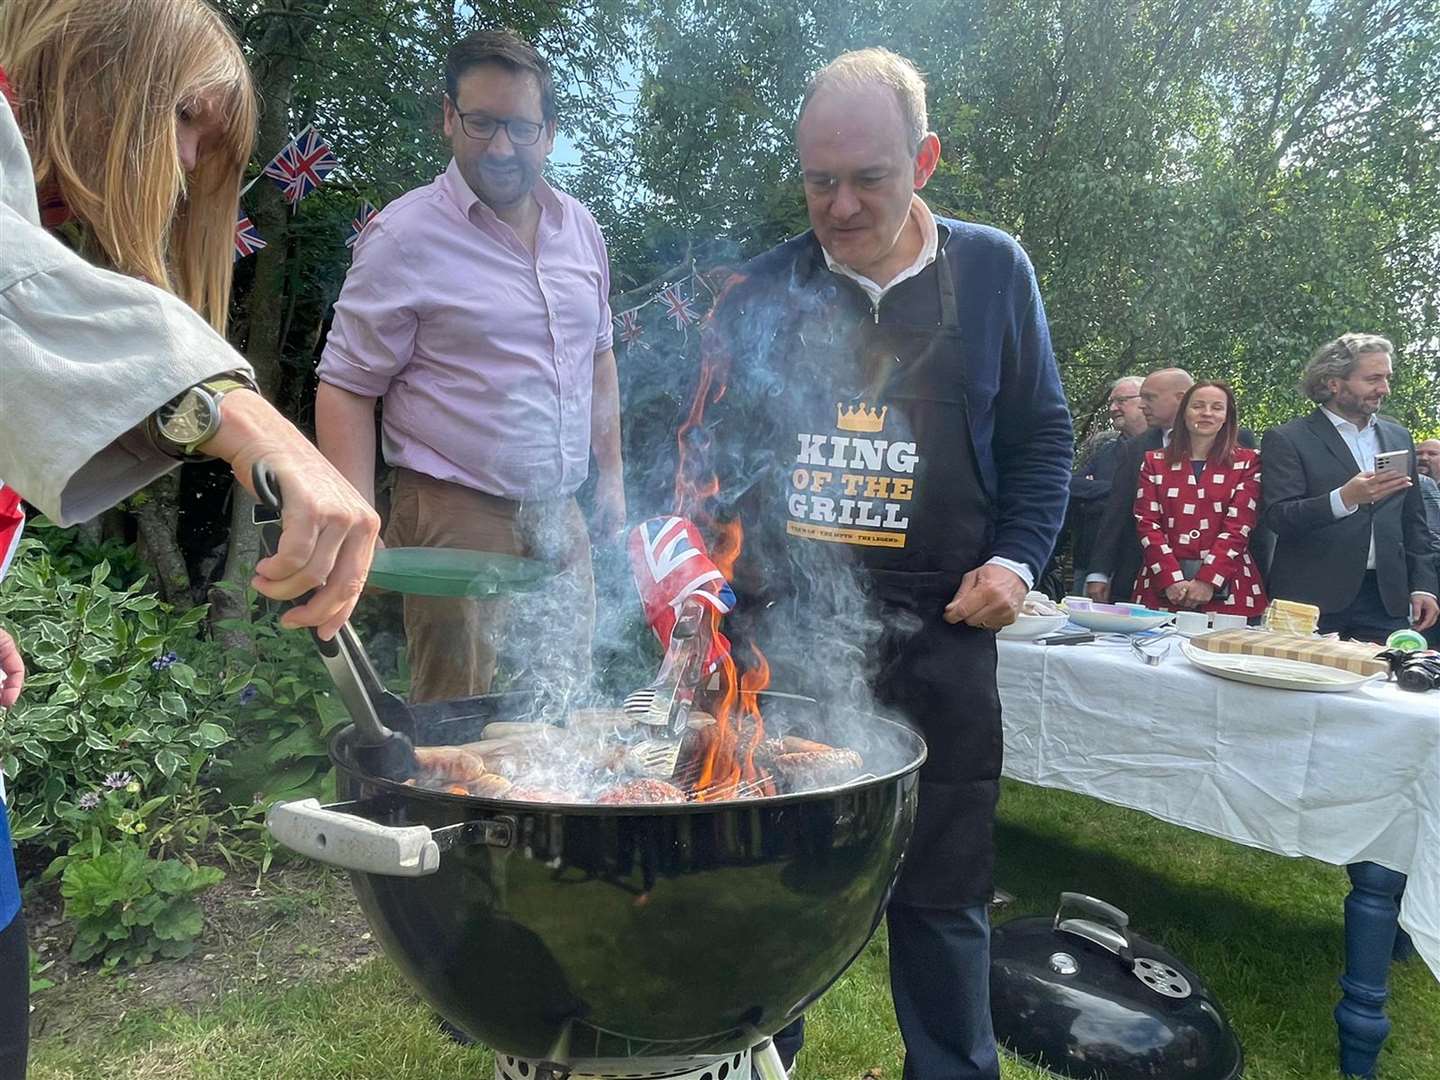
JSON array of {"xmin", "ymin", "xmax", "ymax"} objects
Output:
[
  {"xmin": 1198, "ymin": 455, "xmax": 1261, "ymax": 591},
  {"xmin": 1132, "ymin": 453, "xmax": 1184, "ymax": 590},
  {"xmin": 0, "ymin": 627, "xmax": 23, "ymax": 710}
]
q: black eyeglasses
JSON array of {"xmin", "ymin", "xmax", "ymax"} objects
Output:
[{"xmin": 450, "ymin": 101, "xmax": 545, "ymax": 146}]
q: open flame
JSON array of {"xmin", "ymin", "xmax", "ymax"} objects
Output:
[{"xmin": 673, "ymin": 290, "xmax": 776, "ymax": 800}]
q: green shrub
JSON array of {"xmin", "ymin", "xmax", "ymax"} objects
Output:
[
  {"xmin": 24, "ymin": 518, "xmax": 148, "ymax": 591},
  {"xmin": 0, "ymin": 540, "xmax": 247, "ymax": 853},
  {"xmin": 60, "ymin": 843, "xmax": 223, "ymax": 968},
  {"xmin": 211, "ymin": 606, "xmax": 349, "ymax": 808},
  {"xmin": 29, "ymin": 947, "xmax": 55, "ymax": 994}
]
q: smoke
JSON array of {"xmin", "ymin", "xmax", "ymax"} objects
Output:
[
  {"xmin": 432, "ymin": 258, "xmax": 925, "ymax": 792},
  {"xmin": 641, "ymin": 258, "xmax": 920, "ymax": 772}
]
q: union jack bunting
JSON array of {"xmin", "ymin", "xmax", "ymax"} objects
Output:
[
  {"xmin": 233, "ymin": 210, "xmax": 267, "ymax": 261},
  {"xmin": 616, "ymin": 307, "xmax": 646, "ymax": 347},
  {"xmin": 659, "ymin": 285, "xmax": 698, "ymax": 331},
  {"xmin": 261, "ymin": 124, "xmax": 338, "ymax": 205},
  {"xmin": 0, "ymin": 481, "xmax": 25, "ymax": 582},
  {"xmin": 627, "ymin": 516, "xmax": 734, "ymax": 676},
  {"xmin": 346, "ymin": 199, "xmax": 379, "ymax": 248}
]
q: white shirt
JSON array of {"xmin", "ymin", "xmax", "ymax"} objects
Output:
[
  {"xmin": 822, "ymin": 194, "xmax": 939, "ymax": 307},
  {"xmin": 1322, "ymin": 407, "xmax": 1379, "ymax": 570},
  {"xmin": 0, "ymin": 96, "xmax": 249, "ymax": 524},
  {"xmin": 820, "ymin": 195, "xmax": 1033, "ymax": 590}
]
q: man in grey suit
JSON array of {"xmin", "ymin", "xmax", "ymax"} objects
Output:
[
  {"xmin": 1418, "ymin": 439, "xmax": 1440, "ymax": 534},
  {"xmin": 1083, "ymin": 368, "xmax": 1192, "ymax": 603},
  {"xmin": 1261, "ymin": 333, "xmax": 1438, "ymax": 641},
  {"xmin": 1416, "ymin": 439, "xmax": 1440, "ymax": 647}
]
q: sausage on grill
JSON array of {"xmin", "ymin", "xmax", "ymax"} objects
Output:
[
  {"xmin": 598, "ymin": 779, "xmax": 687, "ymax": 804},
  {"xmin": 413, "ymin": 746, "xmax": 488, "ymax": 784},
  {"xmin": 773, "ymin": 749, "xmax": 864, "ymax": 792}
]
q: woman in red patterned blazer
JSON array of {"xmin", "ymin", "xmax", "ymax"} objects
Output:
[{"xmin": 1132, "ymin": 381, "xmax": 1269, "ymax": 618}]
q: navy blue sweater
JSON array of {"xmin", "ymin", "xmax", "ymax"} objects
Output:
[{"xmin": 706, "ymin": 219, "xmax": 1073, "ymax": 582}]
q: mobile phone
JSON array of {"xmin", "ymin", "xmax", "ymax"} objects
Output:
[
  {"xmin": 1038, "ymin": 630, "xmax": 1095, "ymax": 646},
  {"xmin": 1374, "ymin": 449, "xmax": 1411, "ymax": 476}
]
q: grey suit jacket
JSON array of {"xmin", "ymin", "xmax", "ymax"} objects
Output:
[
  {"xmin": 1085, "ymin": 428, "xmax": 1164, "ymax": 600},
  {"xmin": 1261, "ymin": 409, "xmax": 1437, "ymax": 615}
]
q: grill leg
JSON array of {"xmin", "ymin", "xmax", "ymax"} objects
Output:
[
  {"xmin": 494, "ymin": 1061, "xmax": 570, "ymax": 1080},
  {"xmin": 752, "ymin": 1039, "xmax": 789, "ymax": 1080}
]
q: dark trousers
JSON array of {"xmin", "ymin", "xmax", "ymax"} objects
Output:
[
  {"xmin": 0, "ymin": 910, "xmax": 28, "ymax": 1080},
  {"xmin": 769, "ymin": 901, "xmax": 998, "ymax": 1080},
  {"xmin": 1318, "ymin": 571, "xmax": 1407, "ymax": 644}
]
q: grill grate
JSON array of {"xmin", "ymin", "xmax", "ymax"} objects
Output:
[{"xmin": 669, "ymin": 759, "xmax": 774, "ymax": 802}]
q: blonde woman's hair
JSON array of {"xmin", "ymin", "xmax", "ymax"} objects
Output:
[
  {"xmin": 0, "ymin": 0, "xmax": 256, "ymax": 333},
  {"xmin": 800, "ymin": 47, "xmax": 929, "ymax": 153}
]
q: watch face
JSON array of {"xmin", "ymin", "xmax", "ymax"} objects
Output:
[{"xmin": 161, "ymin": 391, "xmax": 213, "ymax": 446}]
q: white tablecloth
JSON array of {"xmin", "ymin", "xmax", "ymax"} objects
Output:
[{"xmin": 996, "ymin": 637, "xmax": 1440, "ymax": 979}]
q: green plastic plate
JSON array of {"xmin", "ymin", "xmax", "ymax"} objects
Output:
[{"xmin": 367, "ymin": 546, "xmax": 552, "ymax": 598}]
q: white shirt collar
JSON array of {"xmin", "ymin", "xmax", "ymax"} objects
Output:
[
  {"xmin": 1321, "ymin": 406, "xmax": 1376, "ymax": 434},
  {"xmin": 821, "ymin": 194, "xmax": 938, "ymax": 305}
]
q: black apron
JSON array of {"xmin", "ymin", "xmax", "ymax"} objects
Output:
[{"xmin": 735, "ymin": 236, "xmax": 1002, "ymax": 908}]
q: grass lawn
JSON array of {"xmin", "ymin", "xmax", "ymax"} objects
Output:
[{"xmin": 28, "ymin": 780, "xmax": 1439, "ymax": 1079}]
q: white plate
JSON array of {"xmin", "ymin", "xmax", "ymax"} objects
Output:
[
  {"xmin": 997, "ymin": 612, "xmax": 1070, "ymax": 640},
  {"xmin": 1179, "ymin": 641, "xmax": 1382, "ymax": 693},
  {"xmin": 1066, "ymin": 609, "xmax": 1175, "ymax": 634}
]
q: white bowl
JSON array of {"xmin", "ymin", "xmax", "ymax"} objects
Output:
[
  {"xmin": 997, "ymin": 612, "xmax": 1070, "ymax": 640},
  {"xmin": 1066, "ymin": 609, "xmax": 1175, "ymax": 634}
]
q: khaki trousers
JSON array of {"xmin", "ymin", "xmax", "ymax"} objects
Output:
[{"xmin": 384, "ymin": 468, "xmax": 595, "ymax": 705}]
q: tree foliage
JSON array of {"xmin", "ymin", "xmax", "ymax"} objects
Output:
[
  {"xmin": 86, "ymin": 1, "xmax": 1439, "ymax": 594},
  {"xmin": 591, "ymin": 0, "xmax": 1440, "ymax": 439}
]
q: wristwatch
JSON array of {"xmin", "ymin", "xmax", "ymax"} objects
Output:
[{"xmin": 146, "ymin": 371, "xmax": 258, "ymax": 460}]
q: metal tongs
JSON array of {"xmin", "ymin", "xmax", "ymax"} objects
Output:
[
  {"xmin": 252, "ymin": 464, "xmax": 420, "ymax": 781},
  {"xmin": 622, "ymin": 594, "xmax": 715, "ymax": 776}
]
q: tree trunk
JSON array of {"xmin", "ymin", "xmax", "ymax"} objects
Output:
[
  {"xmin": 209, "ymin": 486, "xmax": 260, "ymax": 651},
  {"xmin": 74, "ymin": 516, "xmax": 103, "ymax": 549},
  {"xmin": 133, "ymin": 472, "xmax": 193, "ymax": 610}
]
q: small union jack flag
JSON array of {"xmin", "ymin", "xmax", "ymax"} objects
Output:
[
  {"xmin": 261, "ymin": 124, "xmax": 338, "ymax": 205},
  {"xmin": 616, "ymin": 307, "xmax": 646, "ymax": 348},
  {"xmin": 628, "ymin": 516, "xmax": 734, "ymax": 676},
  {"xmin": 346, "ymin": 199, "xmax": 379, "ymax": 248},
  {"xmin": 0, "ymin": 481, "xmax": 25, "ymax": 582},
  {"xmin": 659, "ymin": 285, "xmax": 698, "ymax": 331},
  {"xmin": 233, "ymin": 210, "xmax": 266, "ymax": 261}
]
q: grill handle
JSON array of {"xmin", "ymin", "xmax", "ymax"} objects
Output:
[
  {"xmin": 267, "ymin": 798, "xmax": 440, "ymax": 876},
  {"xmin": 1053, "ymin": 892, "xmax": 1134, "ymax": 961}
]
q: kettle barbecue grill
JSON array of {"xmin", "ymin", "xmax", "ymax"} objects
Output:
[{"xmin": 267, "ymin": 682, "xmax": 924, "ymax": 1079}]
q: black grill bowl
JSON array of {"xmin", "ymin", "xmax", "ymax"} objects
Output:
[{"xmin": 317, "ymin": 691, "xmax": 924, "ymax": 1063}]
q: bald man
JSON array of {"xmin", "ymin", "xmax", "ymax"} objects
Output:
[{"xmin": 1417, "ymin": 438, "xmax": 1440, "ymax": 481}]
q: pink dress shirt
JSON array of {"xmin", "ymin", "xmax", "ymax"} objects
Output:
[{"xmin": 319, "ymin": 160, "xmax": 613, "ymax": 500}]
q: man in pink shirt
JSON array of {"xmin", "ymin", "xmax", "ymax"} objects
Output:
[{"xmin": 316, "ymin": 29, "xmax": 623, "ymax": 703}]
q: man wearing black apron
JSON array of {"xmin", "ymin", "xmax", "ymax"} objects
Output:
[{"xmin": 695, "ymin": 50, "xmax": 1072, "ymax": 1079}]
